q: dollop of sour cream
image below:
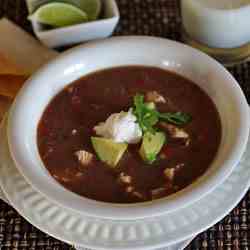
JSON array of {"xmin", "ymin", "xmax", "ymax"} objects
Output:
[{"xmin": 94, "ymin": 109, "xmax": 142, "ymax": 144}]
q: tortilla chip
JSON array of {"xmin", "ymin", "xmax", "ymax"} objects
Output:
[
  {"xmin": 0, "ymin": 74, "xmax": 28, "ymax": 98},
  {"xmin": 0, "ymin": 53, "xmax": 26, "ymax": 75},
  {"xmin": 0, "ymin": 95, "xmax": 11, "ymax": 121},
  {"xmin": 0, "ymin": 19, "xmax": 58, "ymax": 75}
]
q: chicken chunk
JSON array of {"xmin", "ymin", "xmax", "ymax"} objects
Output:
[
  {"xmin": 175, "ymin": 163, "xmax": 185, "ymax": 170},
  {"xmin": 164, "ymin": 168, "xmax": 175, "ymax": 181},
  {"xmin": 160, "ymin": 123, "xmax": 189, "ymax": 139},
  {"xmin": 75, "ymin": 150, "xmax": 93, "ymax": 166},
  {"xmin": 118, "ymin": 172, "xmax": 132, "ymax": 184},
  {"xmin": 71, "ymin": 129, "xmax": 77, "ymax": 135},
  {"xmin": 185, "ymin": 138, "xmax": 191, "ymax": 146},
  {"xmin": 151, "ymin": 187, "xmax": 166, "ymax": 199},
  {"xmin": 124, "ymin": 186, "xmax": 145, "ymax": 200},
  {"xmin": 145, "ymin": 91, "xmax": 166, "ymax": 103},
  {"xmin": 132, "ymin": 191, "xmax": 145, "ymax": 199},
  {"xmin": 125, "ymin": 186, "xmax": 134, "ymax": 193}
]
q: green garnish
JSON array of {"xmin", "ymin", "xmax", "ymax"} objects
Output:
[
  {"xmin": 133, "ymin": 94, "xmax": 191, "ymax": 133},
  {"xmin": 133, "ymin": 94, "xmax": 159, "ymax": 133},
  {"xmin": 157, "ymin": 112, "xmax": 192, "ymax": 125}
]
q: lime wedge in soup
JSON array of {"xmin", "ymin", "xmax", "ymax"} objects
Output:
[{"xmin": 28, "ymin": 2, "xmax": 88, "ymax": 27}]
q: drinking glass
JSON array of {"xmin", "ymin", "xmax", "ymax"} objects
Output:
[{"xmin": 181, "ymin": 0, "xmax": 250, "ymax": 65}]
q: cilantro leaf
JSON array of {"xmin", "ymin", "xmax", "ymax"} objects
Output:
[
  {"xmin": 133, "ymin": 94, "xmax": 145, "ymax": 131},
  {"xmin": 158, "ymin": 112, "xmax": 192, "ymax": 125},
  {"xmin": 133, "ymin": 94, "xmax": 191, "ymax": 133},
  {"xmin": 133, "ymin": 94, "xmax": 158, "ymax": 133}
]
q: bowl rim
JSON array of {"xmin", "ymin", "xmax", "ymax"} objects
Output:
[{"xmin": 7, "ymin": 36, "xmax": 250, "ymax": 220}]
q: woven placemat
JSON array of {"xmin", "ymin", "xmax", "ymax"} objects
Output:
[{"xmin": 0, "ymin": 0, "xmax": 250, "ymax": 249}]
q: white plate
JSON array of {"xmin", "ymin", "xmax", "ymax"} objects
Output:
[
  {"xmin": 8, "ymin": 36, "xmax": 250, "ymax": 219},
  {"xmin": 0, "ymin": 115, "xmax": 250, "ymax": 250}
]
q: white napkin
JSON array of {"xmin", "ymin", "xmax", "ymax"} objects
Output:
[{"xmin": 0, "ymin": 18, "xmax": 194, "ymax": 250}]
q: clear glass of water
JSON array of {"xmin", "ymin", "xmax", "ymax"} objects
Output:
[{"xmin": 181, "ymin": 0, "xmax": 250, "ymax": 66}]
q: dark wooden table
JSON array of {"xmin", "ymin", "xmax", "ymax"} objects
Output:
[{"xmin": 0, "ymin": 0, "xmax": 249, "ymax": 249}]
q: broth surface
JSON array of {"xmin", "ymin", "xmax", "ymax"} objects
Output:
[{"xmin": 37, "ymin": 66, "xmax": 221, "ymax": 203}]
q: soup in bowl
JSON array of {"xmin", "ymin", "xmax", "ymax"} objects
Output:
[
  {"xmin": 8, "ymin": 37, "xmax": 249, "ymax": 219},
  {"xmin": 37, "ymin": 66, "xmax": 221, "ymax": 203}
]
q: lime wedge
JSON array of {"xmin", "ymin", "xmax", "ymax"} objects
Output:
[
  {"xmin": 28, "ymin": 2, "xmax": 88, "ymax": 27},
  {"xmin": 63, "ymin": 0, "xmax": 101, "ymax": 21}
]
